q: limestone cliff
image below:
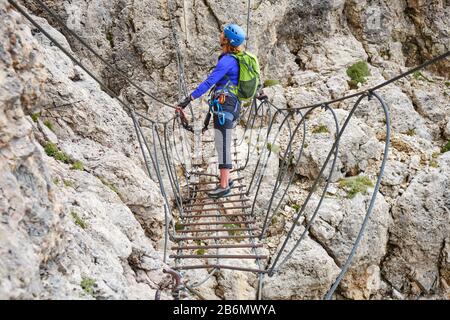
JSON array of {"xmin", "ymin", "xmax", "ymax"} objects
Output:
[{"xmin": 0, "ymin": 0, "xmax": 449, "ymax": 300}]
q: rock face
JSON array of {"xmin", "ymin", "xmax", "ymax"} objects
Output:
[
  {"xmin": 1, "ymin": 2, "xmax": 52, "ymax": 297},
  {"xmin": 1, "ymin": 0, "xmax": 449, "ymax": 300},
  {"xmin": 382, "ymin": 152, "xmax": 450, "ymax": 298},
  {"xmin": 297, "ymin": 108, "xmax": 384, "ymax": 182},
  {"xmin": 304, "ymin": 191, "xmax": 391, "ymax": 299},
  {"xmin": 263, "ymin": 235, "xmax": 340, "ymax": 300},
  {"xmin": 0, "ymin": 0, "xmax": 170, "ymax": 300}
]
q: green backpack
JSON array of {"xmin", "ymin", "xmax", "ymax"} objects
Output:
[{"xmin": 229, "ymin": 51, "xmax": 261, "ymax": 101}]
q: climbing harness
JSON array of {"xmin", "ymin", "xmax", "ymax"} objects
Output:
[{"xmin": 203, "ymin": 90, "xmax": 239, "ymax": 130}]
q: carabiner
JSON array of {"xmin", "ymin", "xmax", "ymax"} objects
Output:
[{"xmin": 218, "ymin": 112, "xmax": 225, "ymax": 125}]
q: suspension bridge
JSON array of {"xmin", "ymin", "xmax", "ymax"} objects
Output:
[{"xmin": 8, "ymin": 0, "xmax": 449, "ymax": 300}]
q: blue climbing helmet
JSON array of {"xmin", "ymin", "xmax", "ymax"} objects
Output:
[{"xmin": 223, "ymin": 24, "xmax": 246, "ymax": 47}]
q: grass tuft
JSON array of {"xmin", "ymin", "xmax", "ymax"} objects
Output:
[
  {"xmin": 195, "ymin": 249, "xmax": 206, "ymax": 255},
  {"xmin": 175, "ymin": 222, "xmax": 184, "ymax": 231},
  {"xmin": 224, "ymin": 223, "xmax": 240, "ymax": 236},
  {"xmin": 64, "ymin": 180, "xmax": 74, "ymax": 188},
  {"xmin": 44, "ymin": 142, "xmax": 70, "ymax": 163},
  {"xmin": 71, "ymin": 212, "xmax": 87, "ymax": 229},
  {"xmin": 338, "ymin": 175, "xmax": 374, "ymax": 199},
  {"xmin": 100, "ymin": 179, "xmax": 119, "ymax": 194},
  {"xmin": 264, "ymin": 79, "xmax": 280, "ymax": 87},
  {"xmin": 347, "ymin": 61, "xmax": 371, "ymax": 88},
  {"xmin": 80, "ymin": 277, "xmax": 96, "ymax": 296},
  {"xmin": 106, "ymin": 31, "xmax": 114, "ymax": 48},
  {"xmin": 413, "ymin": 71, "xmax": 434, "ymax": 83},
  {"xmin": 31, "ymin": 113, "xmax": 40, "ymax": 122},
  {"xmin": 441, "ymin": 141, "xmax": 450, "ymax": 153},
  {"xmin": 312, "ymin": 125, "xmax": 329, "ymax": 134},
  {"xmin": 71, "ymin": 160, "xmax": 84, "ymax": 171},
  {"xmin": 43, "ymin": 120, "xmax": 53, "ymax": 131}
]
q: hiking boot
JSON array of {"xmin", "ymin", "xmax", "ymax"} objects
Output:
[
  {"xmin": 207, "ymin": 186, "xmax": 231, "ymax": 199},
  {"xmin": 216, "ymin": 179, "xmax": 234, "ymax": 188}
]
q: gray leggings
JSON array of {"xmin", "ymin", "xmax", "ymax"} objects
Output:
[
  {"xmin": 214, "ymin": 118, "xmax": 234, "ymax": 169},
  {"xmin": 212, "ymin": 94, "xmax": 241, "ymax": 169}
]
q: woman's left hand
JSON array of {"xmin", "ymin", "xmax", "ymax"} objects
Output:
[{"xmin": 177, "ymin": 95, "xmax": 192, "ymax": 109}]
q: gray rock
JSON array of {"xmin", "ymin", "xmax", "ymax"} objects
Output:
[
  {"xmin": 262, "ymin": 235, "xmax": 340, "ymax": 300},
  {"xmin": 0, "ymin": 2, "xmax": 169, "ymax": 300},
  {"xmin": 382, "ymin": 160, "xmax": 409, "ymax": 186},
  {"xmin": 296, "ymin": 109, "xmax": 384, "ymax": 182},
  {"xmin": 445, "ymin": 120, "xmax": 450, "ymax": 140},
  {"xmin": 382, "ymin": 152, "xmax": 450, "ymax": 298},
  {"xmin": 412, "ymin": 86, "xmax": 449, "ymax": 123},
  {"xmin": 304, "ymin": 190, "xmax": 391, "ymax": 299}
]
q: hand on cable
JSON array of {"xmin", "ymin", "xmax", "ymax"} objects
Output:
[
  {"xmin": 256, "ymin": 90, "xmax": 268, "ymax": 101},
  {"xmin": 177, "ymin": 95, "xmax": 192, "ymax": 109}
]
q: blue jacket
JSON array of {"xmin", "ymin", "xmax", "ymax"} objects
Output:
[{"xmin": 191, "ymin": 53, "xmax": 239, "ymax": 99}]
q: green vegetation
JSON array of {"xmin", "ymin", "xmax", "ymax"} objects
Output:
[
  {"xmin": 71, "ymin": 212, "xmax": 87, "ymax": 229},
  {"xmin": 243, "ymin": 101, "xmax": 252, "ymax": 108},
  {"xmin": 44, "ymin": 142, "xmax": 59, "ymax": 157},
  {"xmin": 441, "ymin": 140, "xmax": 450, "ymax": 153},
  {"xmin": 195, "ymin": 249, "xmax": 206, "ymax": 255},
  {"xmin": 346, "ymin": 61, "xmax": 371, "ymax": 88},
  {"xmin": 413, "ymin": 71, "xmax": 434, "ymax": 83},
  {"xmin": 175, "ymin": 221, "xmax": 184, "ymax": 231},
  {"xmin": 224, "ymin": 223, "xmax": 241, "ymax": 236},
  {"xmin": 100, "ymin": 179, "xmax": 119, "ymax": 194},
  {"xmin": 266, "ymin": 142, "xmax": 281, "ymax": 153},
  {"xmin": 43, "ymin": 120, "xmax": 53, "ymax": 131},
  {"xmin": 44, "ymin": 142, "xmax": 70, "ymax": 163},
  {"xmin": 71, "ymin": 160, "xmax": 84, "ymax": 171},
  {"xmin": 31, "ymin": 113, "xmax": 40, "ymax": 122},
  {"xmin": 312, "ymin": 125, "xmax": 329, "ymax": 134},
  {"xmin": 80, "ymin": 277, "xmax": 96, "ymax": 296},
  {"xmin": 270, "ymin": 216, "xmax": 278, "ymax": 226},
  {"xmin": 406, "ymin": 129, "xmax": 416, "ymax": 136},
  {"xmin": 430, "ymin": 160, "xmax": 439, "ymax": 168},
  {"xmin": 445, "ymin": 81, "xmax": 450, "ymax": 87},
  {"xmin": 338, "ymin": 175, "xmax": 374, "ymax": 199},
  {"xmin": 53, "ymin": 178, "xmax": 60, "ymax": 186},
  {"xmin": 64, "ymin": 180, "xmax": 74, "ymax": 188},
  {"xmin": 291, "ymin": 203, "xmax": 301, "ymax": 211},
  {"xmin": 106, "ymin": 31, "xmax": 114, "ymax": 48},
  {"xmin": 264, "ymin": 79, "xmax": 280, "ymax": 87}
]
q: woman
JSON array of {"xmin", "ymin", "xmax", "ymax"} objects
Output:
[{"xmin": 176, "ymin": 23, "xmax": 246, "ymax": 198}]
